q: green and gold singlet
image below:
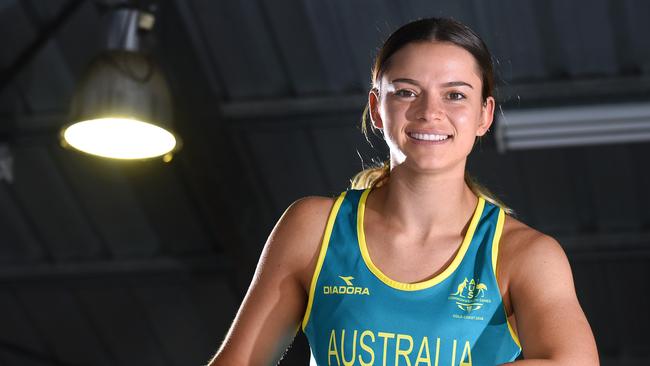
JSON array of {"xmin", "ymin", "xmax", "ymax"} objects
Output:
[{"xmin": 302, "ymin": 188, "xmax": 521, "ymax": 366}]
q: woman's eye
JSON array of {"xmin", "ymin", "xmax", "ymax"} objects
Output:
[
  {"xmin": 447, "ymin": 92, "xmax": 465, "ymax": 100},
  {"xmin": 395, "ymin": 89, "xmax": 417, "ymax": 98}
]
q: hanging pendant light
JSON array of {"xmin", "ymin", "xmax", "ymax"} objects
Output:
[{"xmin": 61, "ymin": 5, "xmax": 179, "ymax": 161}]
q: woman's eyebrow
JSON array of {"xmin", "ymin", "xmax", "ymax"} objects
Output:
[
  {"xmin": 390, "ymin": 78, "xmax": 474, "ymax": 89},
  {"xmin": 390, "ymin": 78, "xmax": 420, "ymax": 86},
  {"xmin": 441, "ymin": 81, "xmax": 474, "ymax": 89}
]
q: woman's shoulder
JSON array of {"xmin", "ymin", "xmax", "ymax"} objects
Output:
[
  {"xmin": 285, "ymin": 195, "xmax": 338, "ymax": 218},
  {"xmin": 271, "ymin": 194, "xmax": 338, "ymax": 246},
  {"xmin": 265, "ymin": 195, "xmax": 339, "ymax": 288},
  {"xmin": 501, "ymin": 214, "xmax": 546, "ymax": 249},
  {"xmin": 278, "ymin": 195, "xmax": 339, "ymax": 239},
  {"xmin": 501, "ymin": 214, "xmax": 565, "ymax": 257},
  {"xmin": 498, "ymin": 213, "xmax": 569, "ymax": 285}
]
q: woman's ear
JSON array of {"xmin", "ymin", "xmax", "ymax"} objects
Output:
[
  {"xmin": 368, "ymin": 89, "xmax": 383, "ymax": 130},
  {"xmin": 476, "ymin": 96, "xmax": 495, "ymax": 136}
]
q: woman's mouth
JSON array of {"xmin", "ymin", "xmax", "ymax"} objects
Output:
[{"xmin": 407, "ymin": 132, "xmax": 452, "ymax": 143}]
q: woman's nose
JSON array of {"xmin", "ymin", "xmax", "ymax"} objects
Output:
[{"xmin": 415, "ymin": 93, "xmax": 444, "ymax": 121}]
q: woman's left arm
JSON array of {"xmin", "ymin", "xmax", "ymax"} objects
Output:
[{"xmin": 503, "ymin": 233, "xmax": 599, "ymax": 365}]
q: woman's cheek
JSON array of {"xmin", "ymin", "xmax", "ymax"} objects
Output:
[
  {"xmin": 444, "ymin": 102, "xmax": 471, "ymax": 115},
  {"xmin": 446, "ymin": 106, "xmax": 478, "ymax": 127}
]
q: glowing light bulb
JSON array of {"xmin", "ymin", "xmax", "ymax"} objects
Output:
[{"xmin": 62, "ymin": 117, "xmax": 177, "ymax": 159}]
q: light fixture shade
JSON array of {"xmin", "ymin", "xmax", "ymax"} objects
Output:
[{"xmin": 62, "ymin": 49, "xmax": 179, "ymax": 160}]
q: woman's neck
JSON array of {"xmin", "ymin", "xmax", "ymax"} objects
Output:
[{"xmin": 368, "ymin": 164, "xmax": 478, "ymax": 241}]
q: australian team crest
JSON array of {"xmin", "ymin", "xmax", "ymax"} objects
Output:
[{"xmin": 448, "ymin": 277, "xmax": 492, "ymax": 312}]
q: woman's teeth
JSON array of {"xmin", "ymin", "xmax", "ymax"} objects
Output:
[{"xmin": 408, "ymin": 132, "xmax": 450, "ymax": 141}]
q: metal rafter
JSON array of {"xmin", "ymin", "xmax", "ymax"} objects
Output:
[{"xmin": 0, "ymin": 0, "xmax": 84, "ymax": 93}]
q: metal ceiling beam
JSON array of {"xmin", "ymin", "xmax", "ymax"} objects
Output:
[
  {"xmin": 498, "ymin": 75, "xmax": 650, "ymax": 104},
  {"xmin": 0, "ymin": 340, "xmax": 80, "ymax": 366},
  {"xmin": 0, "ymin": 240, "xmax": 646, "ymax": 285},
  {"xmin": 0, "ymin": 0, "xmax": 84, "ymax": 93},
  {"xmin": 558, "ymin": 231, "xmax": 650, "ymax": 262},
  {"xmin": 0, "ymin": 256, "xmax": 233, "ymax": 285},
  {"xmin": 219, "ymin": 76, "xmax": 650, "ymax": 120},
  {"xmin": 221, "ymin": 94, "xmax": 368, "ymax": 120},
  {"xmin": 0, "ymin": 229, "xmax": 646, "ymax": 283}
]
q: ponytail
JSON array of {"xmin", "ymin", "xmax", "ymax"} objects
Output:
[
  {"xmin": 464, "ymin": 171, "xmax": 515, "ymax": 216},
  {"xmin": 350, "ymin": 161, "xmax": 390, "ymax": 190}
]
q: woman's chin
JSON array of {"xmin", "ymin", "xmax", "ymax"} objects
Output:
[{"xmin": 397, "ymin": 159, "xmax": 460, "ymax": 175}]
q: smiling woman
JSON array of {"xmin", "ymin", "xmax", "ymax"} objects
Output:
[
  {"xmin": 209, "ymin": 17, "xmax": 599, "ymax": 366},
  {"xmin": 352, "ymin": 19, "xmax": 504, "ymax": 213},
  {"xmin": 369, "ymin": 41, "xmax": 490, "ymax": 174}
]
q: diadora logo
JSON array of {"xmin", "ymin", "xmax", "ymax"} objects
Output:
[
  {"xmin": 448, "ymin": 277, "xmax": 492, "ymax": 313},
  {"xmin": 339, "ymin": 276, "xmax": 354, "ymax": 286},
  {"xmin": 323, "ymin": 275, "xmax": 370, "ymax": 295}
]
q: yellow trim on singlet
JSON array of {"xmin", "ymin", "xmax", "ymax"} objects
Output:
[
  {"xmin": 357, "ymin": 187, "xmax": 485, "ymax": 291},
  {"xmin": 492, "ymin": 208, "xmax": 522, "ymax": 349},
  {"xmin": 301, "ymin": 191, "xmax": 347, "ymax": 331}
]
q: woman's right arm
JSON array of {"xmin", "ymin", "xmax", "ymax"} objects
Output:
[{"xmin": 208, "ymin": 196, "xmax": 336, "ymax": 366}]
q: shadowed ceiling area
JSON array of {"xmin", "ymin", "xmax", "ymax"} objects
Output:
[{"xmin": 1, "ymin": 0, "xmax": 649, "ymax": 365}]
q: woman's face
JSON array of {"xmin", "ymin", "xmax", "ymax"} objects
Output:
[{"xmin": 369, "ymin": 41, "xmax": 494, "ymax": 174}]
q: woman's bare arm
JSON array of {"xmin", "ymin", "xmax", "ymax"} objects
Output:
[
  {"xmin": 208, "ymin": 196, "xmax": 335, "ymax": 366},
  {"xmin": 501, "ymin": 230, "xmax": 599, "ymax": 365}
]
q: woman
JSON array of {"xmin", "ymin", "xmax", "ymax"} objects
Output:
[{"xmin": 210, "ymin": 18, "xmax": 598, "ymax": 365}]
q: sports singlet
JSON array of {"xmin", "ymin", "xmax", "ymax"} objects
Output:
[{"xmin": 301, "ymin": 188, "xmax": 521, "ymax": 366}]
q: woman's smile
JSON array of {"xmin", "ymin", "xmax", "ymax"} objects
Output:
[{"xmin": 406, "ymin": 131, "xmax": 453, "ymax": 144}]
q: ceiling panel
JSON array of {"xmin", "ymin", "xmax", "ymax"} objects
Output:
[
  {"xmin": 0, "ymin": 290, "xmax": 51, "ymax": 365},
  {"xmin": 75, "ymin": 285, "xmax": 169, "ymax": 366},
  {"xmin": 619, "ymin": 0, "xmax": 650, "ymax": 73},
  {"xmin": 0, "ymin": 1, "xmax": 36, "ymax": 70},
  {"xmin": 0, "ymin": 183, "xmax": 44, "ymax": 264},
  {"xmin": 472, "ymin": 0, "xmax": 547, "ymax": 82},
  {"xmin": 15, "ymin": 41, "xmax": 74, "ymax": 115},
  {"xmin": 17, "ymin": 287, "xmax": 112, "ymax": 366},
  {"xmin": 0, "ymin": 85, "xmax": 22, "ymax": 117},
  {"xmin": 466, "ymin": 145, "xmax": 532, "ymax": 222},
  {"xmin": 187, "ymin": 276, "xmax": 239, "ymax": 346},
  {"xmin": 402, "ymin": 0, "xmax": 475, "ymax": 26},
  {"xmin": 581, "ymin": 145, "xmax": 643, "ymax": 232},
  {"xmin": 334, "ymin": 0, "xmax": 397, "ymax": 87},
  {"xmin": 28, "ymin": 0, "xmax": 102, "ymax": 74},
  {"xmin": 0, "ymin": 351, "xmax": 53, "ymax": 366},
  {"xmin": 571, "ymin": 260, "xmax": 618, "ymax": 357},
  {"xmin": 52, "ymin": 147, "xmax": 161, "ymax": 259},
  {"xmin": 311, "ymin": 121, "xmax": 387, "ymax": 194},
  {"xmin": 190, "ymin": 0, "xmax": 288, "ymax": 99},
  {"xmin": 628, "ymin": 144, "xmax": 650, "ymax": 228},
  {"xmin": 300, "ymin": 0, "xmax": 360, "ymax": 93},
  {"xmin": 517, "ymin": 149, "xmax": 581, "ymax": 233},
  {"xmin": 244, "ymin": 126, "xmax": 329, "ymax": 214},
  {"xmin": 603, "ymin": 260, "xmax": 650, "ymax": 358},
  {"xmin": 550, "ymin": 0, "xmax": 618, "ymax": 77},
  {"xmin": 122, "ymin": 159, "xmax": 215, "ymax": 256},
  {"xmin": 12, "ymin": 143, "xmax": 105, "ymax": 261},
  {"xmin": 131, "ymin": 282, "xmax": 214, "ymax": 366},
  {"xmin": 259, "ymin": 0, "xmax": 333, "ymax": 95},
  {"xmin": 22, "ymin": 0, "xmax": 65, "ymax": 21}
]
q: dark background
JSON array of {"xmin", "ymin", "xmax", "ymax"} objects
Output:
[{"xmin": 1, "ymin": 0, "xmax": 649, "ymax": 365}]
